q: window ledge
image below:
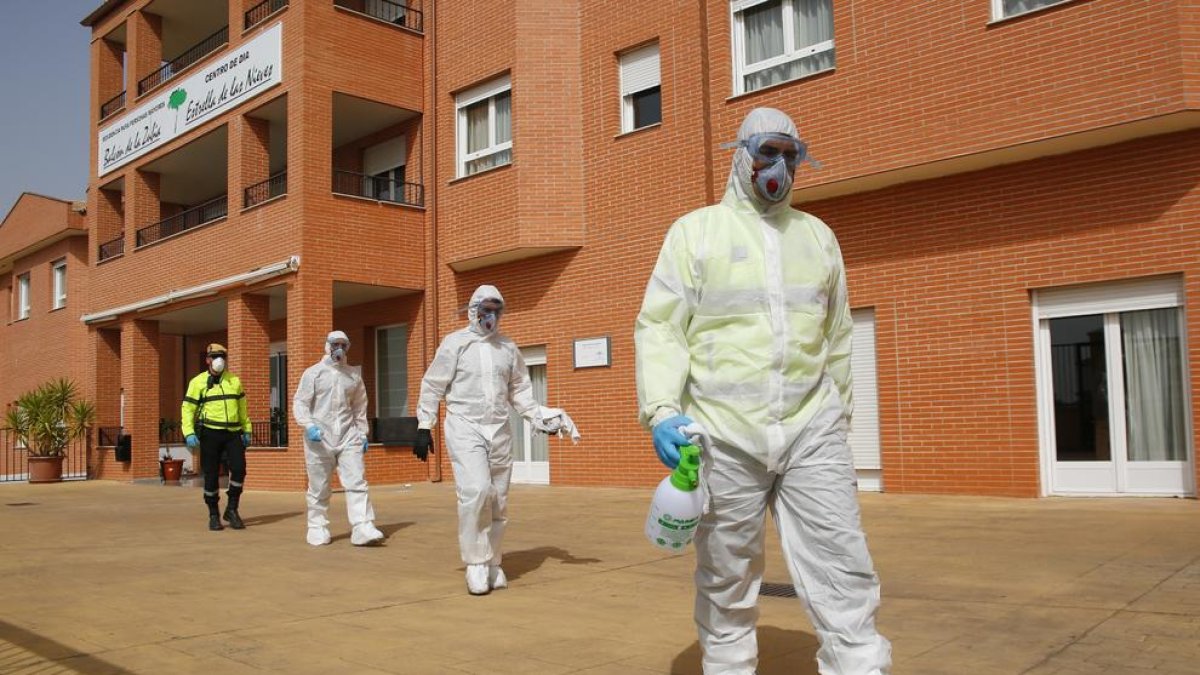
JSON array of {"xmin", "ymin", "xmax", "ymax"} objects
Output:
[
  {"xmin": 726, "ymin": 66, "xmax": 836, "ymax": 103},
  {"xmin": 987, "ymin": 0, "xmax": 1077, "ymax": 26},
  {"xmin": 448, "ymin": 162, "xmax": 513, "ymax": 185},
  {"xmin": 49, "ymin": 306, "xmax": 66, "ymax": 313},
  {"xmin": 616, "ymin": 122, "xmax": 662, "ymax": 140}
]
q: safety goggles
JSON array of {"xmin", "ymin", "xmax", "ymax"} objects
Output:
[
  {"xmin": 723, "ymin": 132, "xmax": 814, "ymax": 169},
  {"xmin": 328, "ymin": 340, "xmax": 350, "ymax": 351}
]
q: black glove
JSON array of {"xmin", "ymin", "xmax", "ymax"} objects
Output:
[{"xmin": 413, "ymin": 428, "xmax": 433, "ymax": 462}]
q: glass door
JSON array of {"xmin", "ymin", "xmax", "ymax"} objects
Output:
[{"xmin": 510, "ymin": 348, "xmax": 549, "ymax": 484}]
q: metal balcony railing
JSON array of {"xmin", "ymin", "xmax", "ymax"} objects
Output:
[
  {"xmin": 136, "ymin": 195, "xmax": 228, "ymax": 248},
  {"xmin": 334, "ymin": 0, "xmax": 424, "ymax": 33},
  {"xmin": 98, "ymin": 233, "xmax": 125, "ymax": 262},
  {"xmin": 244, "ymin": 171, "xmax": 288, "ymax": 208},
  {"xmin": 97, "ymin": 427, "xmax": 123, "ymax": 447},
  {"xmin": 137, "ymin": 25, "xmax": 230, "ymax": 96},
  {"xmin": 332, "ymin": 170, "xmax": 424, "ymax": 207},
  {"xmin": 249, "ymin": 418, "xmax": 289, "ymax": 448},
  {"xmin": 245, "ymin": 0, "xmax": 289, "ymax": 30},
  {"xmin": 100, "ymin": 90, "xmax": 126, "ymax": 120}
]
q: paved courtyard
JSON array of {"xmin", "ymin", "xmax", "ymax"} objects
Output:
[{"xmin": 1, "ymin": 480, "xmax": 1198, "ymax": 674}]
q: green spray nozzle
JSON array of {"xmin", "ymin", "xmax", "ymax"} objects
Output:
[{"xmin": 670, "ymin": 444, "xmax": 702, "ymax": 491}]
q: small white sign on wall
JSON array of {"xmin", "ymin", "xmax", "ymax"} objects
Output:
[{"xmin": 573, "ymin": 336, "xmax": 611, "ymax": 369}]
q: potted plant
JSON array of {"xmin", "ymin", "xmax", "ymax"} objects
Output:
[
  {"xmin": 159, "ymin": 419, "xmax": 185, "ymax": 483},
  {"xmin": 4, "ymin": 379, "xmax": 95, "ymax": 484}
]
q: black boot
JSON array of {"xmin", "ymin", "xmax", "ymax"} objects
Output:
[
  {"xmin": 209, "ymin": 513, "xmax": 224, "ymax": 531},
  {"xmin": 223, "ymin": 508, "xmax": 245, "ymax": 530}
]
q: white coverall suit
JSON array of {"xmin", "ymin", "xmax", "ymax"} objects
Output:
[
  {"xmin": 635, "ymin": 108, "xmax": 891, "ymax": 674},
  {"xmin": 293, "ymin": 340, "xmax": 382, "ymax": 546},
  {"xmin": 417, "ymin": 285, "xmax": 548, "ymax": 581}
]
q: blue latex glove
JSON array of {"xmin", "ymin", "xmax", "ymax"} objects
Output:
[
  {"xmin": 652, "ymin": 415, "xmax": 694, "ymax": 469},
  {"xmin": 361, "ymin": 438, "xmax": 369, "ymax": 453},
  {"xmin": 242, "ymin": 433, "xmax": 253, "ymax": 447},
  {"xmin": 305, "ymin": 426, "xmax": 322, "ymax": 442},
  {"xmin": 185, "ymin": 434, "xmax": 199, "ymax": 449}
]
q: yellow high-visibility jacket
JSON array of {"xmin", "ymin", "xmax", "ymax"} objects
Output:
[{"xmin": 181, "ymin": 371, "xmax": 251, "ymax": 437}]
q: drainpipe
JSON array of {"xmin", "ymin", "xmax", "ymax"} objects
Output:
[{"xmin": 427, "ymin": 0, "xmax": 442, "ymax": 482}]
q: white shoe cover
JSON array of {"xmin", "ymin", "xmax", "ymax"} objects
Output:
[
  {"xmin": 466, "ymin": 564, "xmax": 490, "ymax": 595},
  {"xmin": 307, "ymin": 527, "xmax": 331, "ymax": 546},
  {"xmin": 351, "ymin": 522, "xmax": 385, "ymax": 546},
  {"xmin": 488, "ymin": 565, "xmax": 508, "ymax": 590}
]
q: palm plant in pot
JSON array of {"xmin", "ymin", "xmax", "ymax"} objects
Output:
[{"xmin": 5, "ymin": 379, "xmax": 95, "ymax": 483}]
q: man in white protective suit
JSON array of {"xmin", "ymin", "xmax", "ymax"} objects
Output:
[
  {"xmin": 634, "ymin": 107, "xmax": 891, "ymax": 675},
  {"xmin": 293, "ymin": 330, "xmax": 385, "ymax": 547},
  {"xmin": 416, "ymin": 285, "xmax": 579, "ymax": 595}
]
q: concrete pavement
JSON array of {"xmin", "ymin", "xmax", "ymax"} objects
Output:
[{"xmin": 1, "ymin": 480, "xmax": 1198, "ymax": 674}]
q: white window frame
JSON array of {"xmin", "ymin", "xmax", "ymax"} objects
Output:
[
  {"xmin": 730, "ymin": 0, "xmax": 835, "ymax": 96},
  {"xmin": 619, "ymin": 43, "xmax": 661, "ymax": 133},
  {"xmin": 455, "ymin": 75, "xmax": 513, "ymax": 178},
  {"xmin": 16, "ymin": 272, "xmax": 30, "ymax": 320},
  {"xmin": 375, "ymin": 323, "xmax": 410, "ymax": 418},
  {"xmin": 991, "ymin": 0, "xmax": 1075, "ymax": 22},
  {"xmin": 52, "ymin": 259, "xmax": 67, "ymax": 310},
  {"xmin": 364, "ymin": 136, "xmax": 408, "ymax": 202}
]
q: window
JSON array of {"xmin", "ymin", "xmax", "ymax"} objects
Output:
[
  {"xmin": 52, "ymin": 259, "xmax": 67, "ymax": 310},
  {"xmin": 364, "ymin": 136, "xmax": 408, "ymax": 203},
  {"xmin": 376, "ymin": 325, "xmax": 409, "ymax": 417},
  {"xmin": 620, "ymin": 43, "xmax": 662, "ymax": 133},
  {"xmin": 456, "ymin": 75, "xmax": 512, "ymax": 177},
  {"xmin": 16, "ymin": 273, "xmax": 31, "ymax": 320},
  {"xmin": 731, "ymin": 0, "xmax": 834, "ymax": 95},
  {"xmin": 993, "ymin": 0, "xmax": 1072, "ymax": 20}
]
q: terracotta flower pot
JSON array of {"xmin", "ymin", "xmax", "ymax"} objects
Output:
[
  {"xmin": 161, "ymin": 458, "xmax": 185, "ymax": 483},
  {"xmin": 28, "ymin": 456, "xmax": 65, "ymax": 484}
]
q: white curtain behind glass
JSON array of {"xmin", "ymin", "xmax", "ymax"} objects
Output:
[
  {"xmin": 1003, "ymin": 0, "xmax": 1060, "ymax": 18},
  {"xmin": 377, "ymin": 326, "xmax": 409, "ymax": 417},
  {"xmin": 509, "ymin": 364, "xmax": 548, "ymax": 463},
  {"xmin": 743, "ymin": 0, "xmax": 833, "ymax": 92},
  {"xmin": 1122, "ymin": 308, "xmax": 1186, "ymax": 462}
]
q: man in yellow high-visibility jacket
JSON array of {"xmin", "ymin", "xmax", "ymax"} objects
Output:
[{"xmin": 182, "ymin": 343, "xmax": 252, "ymax": 531}]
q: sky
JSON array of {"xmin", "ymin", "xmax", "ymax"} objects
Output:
[{"xmin": 0, "ymin": 1, "xmax": 98, "ymax": 219}]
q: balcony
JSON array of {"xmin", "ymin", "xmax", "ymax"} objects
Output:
[
  {"xmin": 137, "ymin": 25, "xmax": 230, "ymax": 96},
  {"xmin": 244, "ymin": 171, "xmax": 288, "ymax": 208},
  {"xmin": 333, "ymin": 170, "xmax": 423, "ymax": 207},
  {"xmin": 100, "ymin": 90, "xmax": 126, "ymax": 121},
  {"xmin": 334, "ymin": 0, "xmax": 423, "ymax": 33},
  {"xmin": 98, "ymin": 233, "xmax": 125, "ymax": 262},
  {"xmin": 136, "ymin": 195, "xmax": 228, "ymax": 248},
  {"xmin": 245, "ymin": 0, "xmax": 288, "ymax": 30}
]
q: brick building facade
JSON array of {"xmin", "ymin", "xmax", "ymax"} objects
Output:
[{"xmin": 15, "ymin": 0, "xmax": 1192, "ymax": 496}]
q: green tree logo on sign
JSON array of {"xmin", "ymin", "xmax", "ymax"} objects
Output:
[{"xmin": 168, "ymin": 88, "xmax": 188, "ymax": 133}]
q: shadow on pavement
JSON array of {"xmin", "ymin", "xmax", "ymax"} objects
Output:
[
  {"xmin": 502, "ymin": 546, "xmax": 602, "ymax": 581},
  {"xmin": 330, "ymin": 521, "xmax": 414, "ymax": 544},
  {"xmin": 670, "ymin": 626, "xmax": 819, "ymax": 675},
  {"xmin": 0, "ymin": 618, "xmax": 134, "ymax": 674},
  {"xmin": 239, "ymin": 511, "xmax": 303, "ymax": 527}
]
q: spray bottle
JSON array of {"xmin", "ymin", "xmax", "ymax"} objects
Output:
[{"xmin": 645, "ymin": 444, "xmax": 703, "ymax": 552}]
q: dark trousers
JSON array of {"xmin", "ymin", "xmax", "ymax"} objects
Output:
[{"xmin": 200, "ymin": 428, "xmax": 246, "ymax": 514}]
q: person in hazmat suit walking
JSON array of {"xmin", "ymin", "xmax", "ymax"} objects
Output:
[
  {"xmin": 293, "ymin": 330, "xmax": 385, "ymax": 546},
  {"xmin": 634, "ymin": 107, "xmax": 891, "ymax": 675},
  {"xmin": 416, "ymin": 285, "xmax": 579, "ymax": 595}
]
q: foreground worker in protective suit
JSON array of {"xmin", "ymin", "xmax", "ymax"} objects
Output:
[
  {"xmin": 417, "ymin": 285, "xmax": 579, "ymax": 595},
  {"xmin": 634, "ymin": 108, "xmax": 891, "ymax": 674},
  {"xmin": 293, "ymin": 331, "xmax": 385, "ymax": 547}
]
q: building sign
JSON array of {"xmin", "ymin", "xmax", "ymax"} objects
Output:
[
  {"xmin": 97, "ymin": 22, "xmax": 283, "ymax": 177},
  {"xmin": 573, "ymin": 336, "xmax": 612, "ymax": 369}
]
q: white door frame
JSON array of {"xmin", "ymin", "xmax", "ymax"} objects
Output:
[
  {"xmin": 1032, "ymin": 277, "xmax": 1196, "ymax": 497},
  {"xmin": 511, "ymin": 345, "xmax": 549, "ymax": 485}
]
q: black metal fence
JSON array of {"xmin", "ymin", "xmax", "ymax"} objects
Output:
[
  {"xmin": 98, "ymin": 233, "xmax": 125, "ymax": 262},
  {"xmin": 136, "ymin": 195, "xmax": 228, "ymax": 247},
  {"xmin": 334, "ymin": 0, "xmax": 423, "ymax": 33},
  {"xmin": 1, "ymin": 428, "xmax": 89, "ymax": 483},
  {"xmin": 100, "ymin": 90, "xmax": 126, "ymax": 120},
  {"xmin": 244, "ymin": 171, "xmax": 288, "ymax": 208},
  {"xmin": 332, "ymin": 170, "xmax": 424, "ymax": 207},
  {"xmin": 137, "ymin": 25, "xmax": 230, "ymax": 96},
  {"xmin": 245, "ymin": 0, "xmax": 289, "ymax": 30}
]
